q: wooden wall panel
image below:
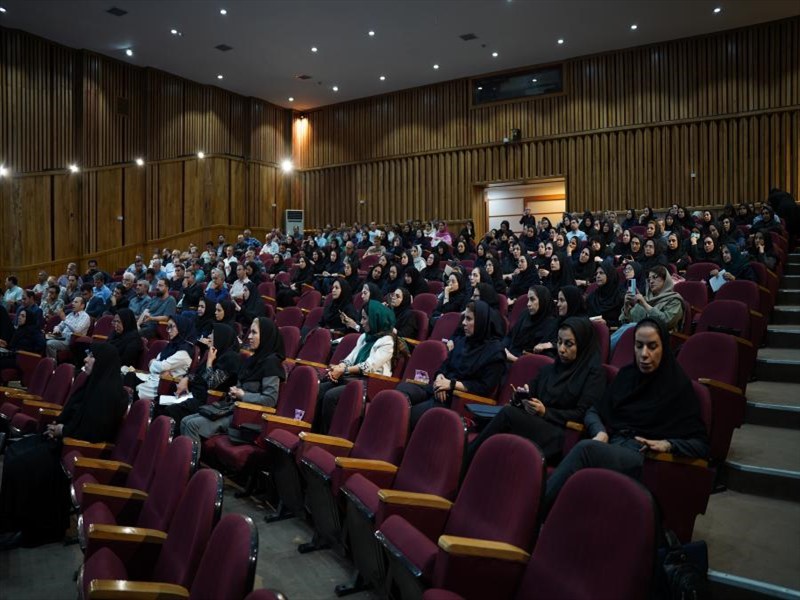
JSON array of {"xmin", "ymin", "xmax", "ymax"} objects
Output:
[
  {"xmin": 157, "ymin": 162, "xmax": 184, "ymax": 238},
  {"xmin": 210, "ymin": 158, "xmax": 230, "ymax": 225},
  {"xmin": 95, "ymin": 169, "xmax": 123, "ymax": 251},
  {"xmin": 123, "ymin": 166, "xmax": 146, "ymax": 246},
  {"xmin": 230, "ymin": 160, "xmax": 246, "ymax": 226}
]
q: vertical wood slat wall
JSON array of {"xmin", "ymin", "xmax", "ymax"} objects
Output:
[
  {"xmin": 0, "ymin": 26, "xmax": 290, "ymax": 273},
  {"xmin": 294, "ymin": 17, "xmax": 800, "ymax": 229}
]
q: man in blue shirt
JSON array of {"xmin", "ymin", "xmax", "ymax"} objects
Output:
[{"xmin": 92, "ymin": 273, "xmax": 112, "ymax": 303}]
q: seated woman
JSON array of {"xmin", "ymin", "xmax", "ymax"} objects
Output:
[
  {"xmin": 108, "ymin": 308, "xmax": 144, "ymax": 368},
  {"xmin": 234, "ymin": 282, "xmax": 266, "ymax": 330},
  {"xmin": 319, "ymin": 279, "xmax": 358, "ymax": 337},
  {"xmin": 572, "ymin": 247, "xmax": 597, "ymax": 289},
  {"xmin": 539, "ymin": 252, "xmax": 575, "ymax": 297},
  {"xmin": 381, "ymin": 264, "xmax": 403, "ymax": 297},
  {"xmin": 0, "ymin": 308, "xmax": 46, "ymax": 371},
  {"xmin": 181, "ymin": 317, "xmax": 285, "ymax": 442},
  {"xmin": 636, "ymin": 238, "xmax": 669, "ymax": 273},
  {"xmin": 157, "ymin": 323, "xmax": 240, "ymax": 431},
  {"xmin": 0, "ymin": 343, "xmax": 127, "ymax": 549},
  {"xmin": 421, "ymin": 254, "xmax": 443, "ymax": 282},
  {"xmin": 689, "ymin": 234, "xmax": 722, "ymax": 265},
  {"xmin": 130, "ymin": 315, "xmax": 194, "ymax": 400},
  {"xmin": 193, "ymin": 297, "xmax": 214, "ymax": 341},
  {"xmin": 502, "ymin": 285, "xmax": 557, "ymax": 362},
  {"xmin": 586, "ymin": 263, "xmax": 625, "ymax": 328},
  {"xmin": 267, "ymin": 253, "xmax": 288, "ymax": 280},
  {"xmin": 277, "ymin": 255, "xmax": 314, "ymax": 307},
  {"xmin": 315, "ymin": 301, "xmax": 400, "ymax": 433},
  {"xmin": 665, "ymin": 232, "xmax": 691, "ymax": 272},
  {"xmin": 391, "ymin": 287, "xmax": 419, "ymax": 340},
  {"xmin": 612, "ymin": 265, "xmax": 683, "ymax": 350},
  {"xmin": 396, "ymin": 300, "xmax": 506, "ymax": 427},
  {"xmin": 544, "ymin": 318, "xmax": 709, "ymax": 510},
  {"xmin": 467, "ymin": 316, "xmax": 605, "ymax": 466},
  {"xmin": 430, "ymin": 272, "xmax": 468, "ymax": 327},
  {"xmin": 710, "ymin": 244, "xmax": 757, "ymax": 284},
  {"xmin": 341, "ymin": 260, "xmax": 363, "ymax": 294},
  {"xmin": 532, "ymin": 285, "xmax": 587, "ymax": 358},
  {"xmin": 402, "ymin": 267, "xmax": 428, "ymax": 297},
  {"xmin": 506, "ymin": 255, "xmax": 539, "ymax": 304}
]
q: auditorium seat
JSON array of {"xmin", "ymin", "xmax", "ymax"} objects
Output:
[
  {"xmin": 0, "ymin": 349, "xmax": 45, "ymax": 387},
  {"xmin": 429, "ymin": 312, "xmax": 461, "ymax": 342},
  {"xmin": 136, "ymin": 339, "xmax": 167, "ymax": 371},
  {"xmin": 714, "ymin": 279, "xmax": 766, "ymax": 346},
  {"xmin": 288, "ymin": 327, "xmax": 331, "ymax": 373},
  {"xmin": 375, "ymin": 434, "xmax": 544, "ymax": 600},
  {"xmin": 404, "ymin": 310, "xmax": 430, "ymax": 345},
  {"xmin": 685, "ymin": 261, "xmax": 719, "ymax": 283},
  {"xmin": 508, "ymin": 297, "xmax": 528, "ymax": 329},
  {"xmin": 590, "ymin": 318, "xmax": 610, "ymax": 364},
  {"xmin": 0, "ymin": 356, "xmax": 56, "ymax": 423},
  {"xmin": 427, "ymin": 281, "xmax": 444, "ymax": 296},
  {"xmin": 275, "ymin": 306, "xmax": 304, "ymax": 329},
  {"xmin": 674, "ymin": 280, "xmax": 709, "ymax": 328},
  {"xmin": 365, "ymin": 339, "xmax": 448, "ymax": 403},
  {"xmin": 303, "ymin": 305, "xmax": 324, "ymax": 330},
  {"xmin": 337, "ymin": 408, "xmax": 464, "ymax": 595},
  {"xmin": 298, "ymin": 390, "xmax": 410, "ymax": 553},
  {"xmin": 693, "ymin": 299, "xmax": 755, "ymax": 389},
  {"xmin": 296, "ymin": 289, "xmax": 322, "ymax": 313},
  {"xmin": 609, "ymin": 326, "xmax": 635, "ymax": 369},
  {"xmin": 278, "ymin": 325, "xmax": 301, "ymax": 360},
  {"xmin": 9, "ymin": 363, "xmax": 75, "ymax": 435},
  {"xmin": 412, "ymin": 293, "xmax": 440, "ymax": 318}
]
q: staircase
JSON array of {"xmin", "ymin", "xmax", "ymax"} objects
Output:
[{"xmin": 695, "ymin": 253, "xmax": 800, "ymax": 598}]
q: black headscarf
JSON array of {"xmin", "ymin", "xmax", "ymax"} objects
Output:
[
  {"xmin": 0, "ymin": 304, "xmax": 13, "ymax": 344},
  {"xmin": 421, "ymin": 257, "xmax": 443, "ymax": 282},
  {"xmin": 403, "ymin": 267, "xmax": 429, "ymax": 297},
  {"xmin": 442, "ymin": 301, "xmax": 505, "ymax": 381},
  {"xmin": 239, "ymin": 317, "xmax": 286, "ymax": 384},
  {"xmin": 586, "ymin": 262, "xmax": 625, "ymax": 324},
  {"xmin": 216, "ymin": 299, "xmax": 237, "ymax": 326},
  {"xmin": 195, "ymin": 299, "xmax": 215, "ymax": 338},
  {"xmin": 322, "ymin": 279, "xmax": 357, "ymax": 330},
  {"xmin": 485, "ymin": 257, "xmax": 507, "ymax": 295},
  {"xmin": 504, "ymin": 285, "xmax": 558, "ymax": 357},
  {"xmin": 507, "ymin": 257, "xmax": 539, "ymax": 299},
  {"xmin": 240, "ymin": 282, "xmax": 266, "ymax": 323},
  {"xmin": 108, "ymin": 308, "xmax": 143, "ymax": 366},
  {"xmin": 557, "ymin": 285, "xmax": 586, "ymax": 323},
  {"xmin": 392, "ymin": 287, "xmax": 418, "ymax": 339},
  {"xmin": 545, "ymin": 252, "xmax": 576, "ymax": 295},
  {"xmin": 211, "ymin": 323, "xmax": 242, "ymax": 374},
  {"xmin": 9, "ymin": 307, "xmax": 46, "ymax": 354},
  {"xmin": 57, "ymin": 343, "xmax": 127, "ymax": 442},
  {"xmin": 593, "ymin": 318, "xmax": 708, "ymax": 442},
  {"xmin": 160, "ymin": 314, "xmax": 195, "ymax": 360},
  {"xmin": 362, "ymin": 282, "xmax": 383, "ymax": 305}
]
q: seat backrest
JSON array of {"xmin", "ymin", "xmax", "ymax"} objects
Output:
[
  {"xmin": 328, "ymin": 380, "xmax": 363, "ymax": 442},
  {"xmin": 110, "ymin": 399, "xmax": 150, "ymax": 463},
  {"xmin": 427, "ymin": 280, "xmax": 444, "ymax": 296},
  {"xmin": 41, "ymin": 363, "xmax": 75, "ymax": 408},
  {"xmin": 508, "ymin": 296, "xmax": 529, "ymax": 329},
  {"xmin": 153, "ymin": 469, "xmax": 224, "ymax": 587},
  {"xmin": 394, "ymin": 408, "xmax": 464, "ymax": 501},
  {"xmin": 497, "ymin": 354, "xmax": 554, "ymax": 406},
  {"xmin": 189, "ymin": 514, "xmax": 259, "ymax": 600},
  {"xmin": 92, "ymin": 314, "xmax": 115, "ymax": 338},
  {"xmin": 67, "ymin": 371, "xmax": 89, "ymax": 398},
  {"xmin": 590, "ymin": 319, "xmax": 610, "ymax": 364},
  {"xmin": 136, "ymin": 436, "xmax": 196, "ymax": 531},
  {"xmin": 126, "ymin": 415, "xmax": 172, "ymax": 492},
  {"xmin": 296, "ymin": 328, "xmax": 331, "ymax": 365},
  {"xmin": 411, "ymin": 293, "xmax": 439, "ymax": 317},
  {"xmin": 352, "ymin": 390, "xmax": 410, "ymax": 464},
  {"xmin": 329, "ymin": 333, "xmax": 360, "ymax": 365},
  {"xmin": 296, "ymin": 290, "xmax": 322, "ymax": 312},
  {"xmin": 409, "ymin": 310, "xmax": 429, "ymax": 342},
  {"xmin": 610, "ymin": 326, "xmax": 636, "ymax": 369},
  {"xmin": 401, "ymin": 340, "xmax": 448, "ymax": 384},
  {"xmin": 303, "ymin": 306, "xmax": 324, "ymax": 330},
  {"xmin": 257, "ymin": 281, "xmax": 276, "ymax": 299},
  {"xmin": 429, "ymin": 312, "xmax": 462, "ymax": 342},
  {"xmin": 695, "ymin": 299, "xmax": 751, "ymax": 341},
  {"xmin": 685, "ymin": 262, "xmax": 718, "ymax": 283},
  {"xmin": 674, "ymin": 280, "xmax": 709, "ymax": 311},
  {"xmin": 676, "ymin": 332, "xmax": 739, "ymax": 388},
  {"xmin": 749, "ymin": 260, "xmax": 768, "ymax": 288},
  {"xmin": 715, "ymin": 279, "xmax": 760, "ymax": 307},
  {"xmin": 274, "ymin": 272, "xmax": 290, "ymax": 286},
  {"xmin": 519, "ymin": 469, "xmax": 656, "ymax": 600},
  {"xmin": 138, "ymin": 339, "xmax": 168, "ymax": 371},
  {"xmin": 279, "ymin": 326, "xmax": 301, "ymax": 359},
  {"xmin": 275, "ymin": 306, "xmax": 305, "ymax": 329},
  {"xmin": 27, "ymin": 357, "xmax": 56, "ymax": 397},
  {"xmin": 446, "ymin": 434, "xmax": 544, "ymax": 551},
  {"xmin": 275, "ymin": 365, "xmax": 319, "ymax": 423}
]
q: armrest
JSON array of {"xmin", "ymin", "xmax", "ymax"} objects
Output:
[
  {"xmin": 697, "ymin": 378, "xmax": 743, "ymax": 396},
  {"xmin": 4, "ymin": 390, "xmax": 38, "ymax": 400},
  {"xmin": 437, "ymin": 535, "xmax": 530, "ymax": 563},
  {"xmin": 298, "ymin": 431, "xmax": 354, "ymax": 449},
  {"xmin": 335, "ymin": 457, "xmax": 398, "ymax": 473},
  {"xmin": 40, "ymin": 408, "xmax": 61, "ymax": 417},
  {"xmin": 403, "ymin": 338, "xmax": 421, "ymax": 347},
  {"xmin": 63, "ymin": 438, "xmax": 115, "ymax": 451},
  {"xmin": 81, "ymin": 483, "xmax": 148, "ymax": 502},
  {"xmin": 453, "ymin": 390, "xmax": 496, "ymax": 406},
  {"xmin": 73, "ymin": 457, "xmax": 132, "ymax": 474},
  {"xmin": 750, "ymin": 309, "xmax": 764, "ymax": 320},
  {"xmin": 92, "ymin": 334, "xmax": 109, "ymax": 341},
  {"xmin": 295, "ymin": 358, "xmax": 327, "ymax": 369},
  {"xmin": 264, "ymin": 414, "xmax": 312, "ymax": 429},
  {"xmin": 403, "ymin": 378, "xmax": 428, "ymax": 386},
  {"xmin": 16, "ymin": 350, "xmax": 42, "ymax": 358},
  {"xmin": 159, "ymin": 374, "xmax": 182, "ymax": 383},
  {"xmin": 208, "ymin": 390, "xmax": 224, "ymax": 399},
  {"xmin": 378, "ymin": 490, "xmax": 453, "ymax": 510},
  {"xmin": 365, "ymin": 373, "xmax": 400, "ymax": 383},
  {"xmin": 690, "ymin": 305, "xmax": 704, "ymax": 315},
  {"xmin": 565, "ymin": 421, "xmax": 585, "ymax": 432},
  {"xmin": 88, "ymin": 580, "xmax": 188, "ymax": 600},
  {"xmin": 261, "ymin": 295, "xmax": 276, "ymax": 303},
  {"xmin": 758, "ymin": 284, "xmax": 771, "ymax": 296},
  {"xmin": 235, "ymin": 401, "xmax": 276, "ymax": 414},
  {"xmin": 645, "ymin": 452, "xmax": 709, "ymax": 469},
  {"xmin": 23, "ymin": 399, "xmax": 64, "ymax": 411},
  {"xmin": 87, "ymin": 524, "xmax": 166, "ymax": 544}
]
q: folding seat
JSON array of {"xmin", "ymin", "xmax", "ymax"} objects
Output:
[
  {"xmin": 288, "ymin": 327, "xmax": 331, "ymax": 373},
  {"xmin": 412, "ymin": 293, "xmax": 440, "ymax": 318},
  {"xmin": 79, "ymin": 469, "xmax": 225, "ymax": 600},
  {"xmin": 375, "ymin": 434, "xmax": 545, "ymax": 600},
  {"xmin": 90, "ymin": 315, "xmax": 115, "ymax": 340},
  {"xmin": 62, "ymin": 399, "xmax": 150, "ymax": 477},
  {"xmin": 265, "ymin": 379, "xmax": 363, "ymax": 521},
  {"xmin": 714, "ymin": 280, "xmax": 766, "ymax": 347},
  {"xmin": 693, "ymin": 299, "xmax": 755, "ymax": 389},
  {"xmin": 609, "ymin": 323, "xmax": 635, "ymax": 369},
  {"xmin": 422, "ymin": 468, "xmax": 657, "ymax": 600},
  {"xmin": 258, "ymin": 281, "xmax": 277, "ymax": 307},
  {"xmin": 508, "ymin": 296, "xmax": 528, "ymax": 329},
  {"xmin": 677, "ymin": 331, "xmax": 744, "ymax": 462},
  {"xmin": 44, "ymin": 314, "xmax": 62, "ymax": 334},
  {"xmin": 458, "ymin": 260, "xmax": 474, "ymax": 270},
  {"xmin": 496, "ymin": 294, "xmax": 508, "ymax": 317},
  {"xmin": 303, "ymin": 305, "xmax": 324, "ymax": 330},
  {"xmin": 427, "ymin": 281, "xmax": 444, "ymax": 296},
  {"xmin": 590, "ymin": 319, "xmax": 610, "ymax": 364},
  {"xmin": 274, "ymin": 271, "xmax": 291, "ymax": 285},
  {"xmin": 83, "ymin": 514, "xmax": 258, "ymax": 600},
  {"xmin": 365, "ymin": 340, "xmax": 448, "ymax": 403},
  {"xmin": 630, "ymin": 224, "xmax": 647, "ymax": 237},
  {"xmin": 136, "ymin": 339, "xmax": 167, "ymax": 371},
  {"xmin": 70, "ymin": 415, "xmax": 172, "ymax": 510},
  {"xmin": 279, "ymin": 325, "xmax": 301, "ymax": 359},
  {"xmin": 404, "ymin": 310, "xmax": 430, "ymax": 345},
  {"xmin": 296, "ymin": 289, "xmax": 322, "ymax": 313},
  {"xmin": 641, "ymin": 381, "xmax": 715, "ymax": 542},
  {"xmin": 0, "ymin": 349, "xmax": 45, "ymax": 387},
  {"xmin": 0, "ymin": 356, "xmax": 55, "ymax": 423},
  {"xmin": 353, "ymin": 292, "xmax": 366, "ymax": 313},
  {"xmin": 9, "ymin": 363, "xmax": 75, "ymax": 435},
  {"xmin": 685, "ymin": 261, "xmax": 719, "ymax": 283},
  {"xmin": 275, "ymin": 306, "xmax": 304, "ymax": 329},
  {"xmin": 674, "ymin": 280, "xmax": 709, "ymax": 328},
  {"xmin": 336, "ymin": 408, "xmax": 465, "ymax": 595},
  {"xmin": 78, "ymin": 435, "xmax": 198, "ymax": 554},
  {"xmin": 298, "ymin": 390, "xmax": 410, "ymax": 553},
  {"xmin": 429, "ymin": 312, "xmax": 461, "ymax": 343}
]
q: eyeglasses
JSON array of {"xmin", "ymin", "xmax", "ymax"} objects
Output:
[{"xmin": 166, "ymin": 323, "xmax": 177, "ymax": 331}]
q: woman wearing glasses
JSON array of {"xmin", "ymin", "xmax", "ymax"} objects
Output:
[{"xmin": 130, "ymin": 315, "xmax": 194, "ymax": 400}]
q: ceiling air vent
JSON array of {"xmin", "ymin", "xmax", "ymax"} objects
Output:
[
  {"xmin": 215, "ymin": 44, "xmax": 233, "ymax": 52},
  {"xmin": 459, "ymin": 33, "xmax": 478, "ymax": 41},
  {"xmin": 294, "ymin": 74, "xmax": 312, "ymax": 80},
  {"xmin": 106, "ymin": 7, "xmax": 128, "ymax": 16}
]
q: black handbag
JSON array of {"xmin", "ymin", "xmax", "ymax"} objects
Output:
[{"xmin": 197, "ymin": 401, "xmax": 234, "ymax": 421}]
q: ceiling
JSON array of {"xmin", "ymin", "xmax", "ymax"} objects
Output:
[{"xmin": 1, "ymin": 0, "xmax": 797, "ymax": 111}]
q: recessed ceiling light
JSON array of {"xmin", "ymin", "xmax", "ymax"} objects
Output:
[
  {"xmin": 630, "ymin": 24, "xmax": 638, "ymax": 30},
  {"xmin": 557, "ymin": 38, "xmax": 564, "ymax": 45},
  {"xmin": 281, "ymin": 159, "xmax": 294, "ymax": 173},
  {"xmin": 0, "ymin": 165, "xmax": 8, "ymax": 177},
  {"xmin": 68, "ymin": 164, "xmax": 79, "ymax": 173},
  {"xmin": 379, "ymin": 75, "xmax": 386, "ymax": 81},
  {"xmin": 491, "ymin": 51, "xmax": 498, "ymax": 57},
  {"xmin": 217, "ymin": 74, "xmax": 224, "ymax": 79},
  {"xmin": 433, "ymin": 64, "xmax": 440, "ymax": 69},
  {"xmin": 170, "ymin": 28, "xmax": 178, "ymax": 35},
  {"xmin": 368, "ymin": 30, "xmax": 375, "ymax": 36},
  {"xmin": 219, "ymin": 8, "xmax": 227, "ymax": 15},
  {"xmin": 197, "ymin": 152, "xmax": 205, "ymax": 159},
  {"xmin": 288, "ymin": 97, "xmax": 294, "ymax": 102},
  {"xmin": 125, "ymin": 48, "xmax": 133, "ymax": 57},
  {"xmin": 477, "ymin": 86, "xmax": 483, "ymax": 90},
  {"xmin": 531, "ymin": 78, "xmax": 537, "ymax": 82},
  {"xmin": 332, "ymin": 85, "xmax": 339, "ymax": 91},
  {"xmin": 311, "ymin": 46, "xmax": 318, "ymax": 52},
  {"xmin": 135, "ymin": 158, "xmax": 144, "ymax": 166},
  {"xmin": 713, "ymin": 7, "xmax": 722, "ymax": 13},
  {"xmin": 0, "ymin": 7, "xmax": 7, "ymax": 13}
]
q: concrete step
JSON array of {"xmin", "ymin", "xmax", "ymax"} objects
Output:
[
  {"xmin": 785, "ymin": 262, "xmax": 800, "ymax": 276},
  {"xmin": 771, "ymin": 306, "xmax": 800, "ymax": 325},
  {"xmin": 746, "ymin": 381, "xmax": 800, "ymax": 429},
  {"xmin": 694, "ymin": 490, "xmax": 800, "ymax": 592},
  {"xmin": 755, "ymin": 347, "xmax": 800, "ymax": 383},
  {"xmin": 777, "ymin": 288, "xmax": 800, "ymax": 304},
  {"xmin": 720, "ymin": 424, "xmax": 800, "ymax": 503},
  {"xmin": 782, "ymin": 275, "xmax": 800, "ymax": 291},
  {"xmin": 765, "ymin": 324, "xmax": 800, "ymax": 348}
]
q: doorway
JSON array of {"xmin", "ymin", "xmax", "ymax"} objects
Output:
[{"xmin": 484, "ymin": 178, "xmax": 566, "ymax": 234}]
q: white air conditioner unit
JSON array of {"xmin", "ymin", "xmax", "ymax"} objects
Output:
[{"xmin": 285, "ymin": 209, "xmax": 304, "ymax": 236}]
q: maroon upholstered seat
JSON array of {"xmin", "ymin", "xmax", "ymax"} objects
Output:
[
  {"xmin": 694, "ymin": 299, "xmax": 755, "ymax": 389},
  {"xmin": 275, "ymin": 306, "xmax": 305, "ymax": 329},
  {"xmin": 10, "ymin": 363, "xmax": 75, "ymax": 435},
  {"xmin": 412, "ymin": 293, "xmax": 439, "ymax": 318},
  {"xmin": 609, "ymin": 325, "xmax": 635, "ymax": 369},
  {"xmin": 429, "ymin": 312, "xmax": 461, "ymax": 343},
  {"xmin": 684, "ymin": 261, "xmax": 718, "ymax": 283},
  {"xmin": 0, "ymin": 356, "xmax": 55, "ymax": 422},
  {"xmin": 296, "ymin": 289, "xmax": 322, "ymax": 313},
  {"xmin": 303, "ymin": 306, "xmax": 324, "ymax": 330},
  {"xmin": 279, "ymin": 325, "xmax": 301, "ymax": 359}
]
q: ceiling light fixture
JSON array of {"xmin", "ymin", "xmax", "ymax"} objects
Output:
[
  {"xmin": 288, "ymin": 97, "xmax": 295, "ymax": 102},
  {"xmin": 368, "ymin": 30, "xmax": 375, "ymax": 36},
  {"xmin": 433, "ymin": 64, "xmax": 439, "ymax": 69},
  {"xmin": 135, "ymin": 158, "xmax": 144, "ymax": 167},
  {"xmin": 0, "ymin": 7, "xmax": 7, "ymax": 13},
  {"xmin": 532, "ymin": 78, "xmax": 537, "ymax": 82},
  {"xmin": 217, "ymin": 74, "xmax": 224, "ymax": 79},
  {"xmin": 0, "ymin": 165, "xmax": 8, "ymax": 177},
  {"xmin": 379, "ymin": 75, "xmax": 386, "ymax": 81},
  {"xmin": 713, "ymin": 7, "xmax": 722, "ymax": 13},
  {"xmin": 68, "ymin": 164, "xmax": 80, "ymax": 173},
  {"xmin": 477, "ymin": 86, "xmax": 483, "ymax": 90},
  {"xmin": 311, "ymin": 46, "xmax": 318, "ymax": 52},
  {"xmin": 332, "ymin": 85, "xmax": 339, "ymax": 91},
  {"xmin": 170, "ymin": 28, "xmax": 179, "ymax": 35},
  {"xmin": 630, "ymin": 24, "xmax": 638, "ymax": 30},
  {"xmin": 125, "ymin": 48, "xmax": 133, "ymax": 56},
  {"xmin": 219, "ymin": 8, "xmax": 227, "ymax": 15},
  {"xmin": 281, "ymin": 159, "xmax": 294, "ymax": 173},
  {"xmin": 557, "ymin": 38, "xmax": 564, "ymax": 45},
  {"xmin": 491, "ymin": 51, "xmax": 498, "ymax": 57},
  {"xmin": 197, "ymin": 152, "xmax": 205, "ymax": 159}
]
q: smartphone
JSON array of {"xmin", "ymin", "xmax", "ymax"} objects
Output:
[{"xmin": 628, "ymin": 279, "xmax": 637, "ymax": 296}]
